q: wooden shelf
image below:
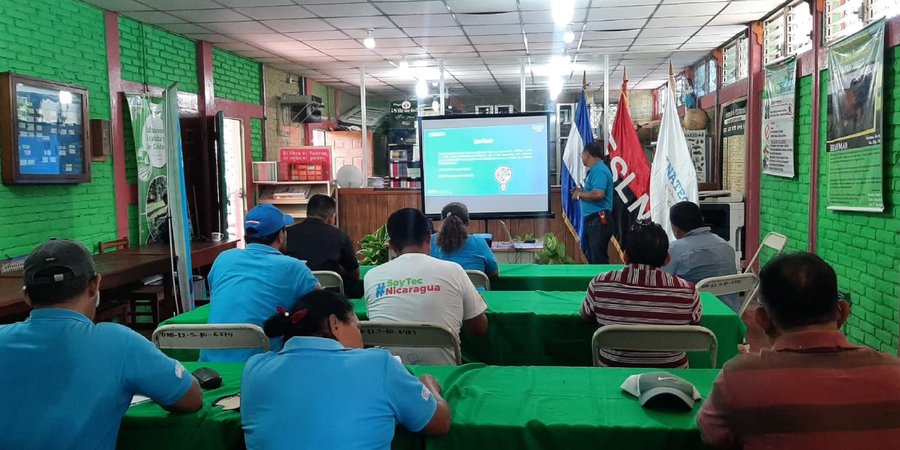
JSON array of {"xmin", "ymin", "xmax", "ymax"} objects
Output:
[{"xmin": 258, "ymin": 198, "xmax": 310, "ymax": 205}]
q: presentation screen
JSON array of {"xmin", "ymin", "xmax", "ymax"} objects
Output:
[{"xmin": 420, "ymin": 113, "xmax": 551, "ymax": 219}]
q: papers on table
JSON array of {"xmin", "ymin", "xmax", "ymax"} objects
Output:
[{"xmin": 130, "ymin": 395, "xmax": 151, "ymax": 407}]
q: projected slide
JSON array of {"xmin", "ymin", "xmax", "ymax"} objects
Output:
[{"xmin": 421, "ymin": 114, "xmax": 550, "ymax": 217}]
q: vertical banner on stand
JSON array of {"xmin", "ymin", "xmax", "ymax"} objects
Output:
[
  {"xmin": 826, "ymin": 20, "xmax": 885, "ymax": 212},
  {"xmin": 761, "ymin": 57, "xmax": 797, "ymax": 178},
  {"xmin": 125, "ymin": 94, "xmax": 169, "ymax": 245},
  {"xmin": 164, "ymin": 84, "xmax": 194, "ymax": 313}
]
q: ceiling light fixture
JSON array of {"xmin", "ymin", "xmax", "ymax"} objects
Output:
[
  {"xmin": 398, "ymin": 57, "xmax": 409, "ymax": 71},
  {"xmin": 363, "ymin": 29, "xmax": 376, "ymax": 49},
  {"xmin": 432, "ymin": 99, "xmax": 440, "ymax": 111},
  {"xmin": 548, "ymin": 77, "xmax": 563, "ymax": 101},
  {"xmin": 563, "ymin": 25, "xmax": 575, "ymax": 44},
  {"xmin": 551, "ymin": 0, "xmax": 575, "ymax": 27},
  {"xmin": 416, "ymin": 79, "xmax": 428, "ymax": 99}
]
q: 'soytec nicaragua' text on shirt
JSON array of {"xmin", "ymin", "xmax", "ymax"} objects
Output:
[
  {"xmin": 203, "ymin": 243, "xmax": 319, "ymax": 362},
  {"xmin": 364, "ymin": 253, "xmax": 487, "ymax": 365},
  {"xmin": 0, "ymin": 309, "xmax": 192, "ymax": 450}
]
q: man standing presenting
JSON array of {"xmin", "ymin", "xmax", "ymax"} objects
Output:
[
  {"xmin": 364, "ymin": 208, "xmax": 488, "ymax": 365},
  {"xmin": 699, "ymin": 253, "xmax": 900, "ymax": 449},
  {"xmin": 665, "ymin": 201, "xmax": 738, "ymax": 311},
  {"xmin": 572, "ymin": 142, "xmax": 615, "ymax": 264},
  {"xmin": 0, "ymin": 239, "xmax": 201, "ymax": 449},
  {"xmin": 285, "ymin": 194, "xmax": 360, "ymax": 297},
  {"xmin": 204, "ymin": 204, "xmax": 320, "ymax": 362}
]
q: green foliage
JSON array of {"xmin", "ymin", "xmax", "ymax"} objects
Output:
[
  {"xmin": 358, "ymin": 225, "xmax": 389, "ymax": 265},
  {"xmin": 514, "ymin": 232, "xmax": 535, "ymax": 241},
  {"xmin": 536, "ymin": 233, "xmax": 574, "ymax": 265}
]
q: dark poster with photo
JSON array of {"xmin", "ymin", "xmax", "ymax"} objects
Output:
[{"xmin": 826, "ymin": 20, "xmax": 885, "ymax": 212}]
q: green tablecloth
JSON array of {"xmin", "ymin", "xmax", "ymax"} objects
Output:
[
  {"xmin": 357, "ymin": 264, "xmax": 623, "ymax": 292},
  {"xmin": 161, "ymin": 291, "xmax": 743, "ymax": 368},
  {"xmin": 120, "ymin": 362, "xmax": 719, "ymax": 450}
]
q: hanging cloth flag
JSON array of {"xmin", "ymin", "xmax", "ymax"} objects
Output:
[
  {"xmin": 607, "ymin": 69, "xmax": 652, "ymax": 249},
  {"xmin": 561, "ymin": 90, "xmax": 594, "ymax": 260},
  {"xmin": 650, "ymin": 64, "xmax": 699, "ymax": 240}
]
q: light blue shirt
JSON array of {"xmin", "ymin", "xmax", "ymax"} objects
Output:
[
  {"xmin": 664, "ymin": 227, "xmax": 739, "ymax": 311},
  {"xmin": 581, "ymin": 162, "xmax": 614, "ymax": 217},
  {"xmin": 242, "ymin": 337, "xmax": 437, "ymax": 450},
  {"xmin": 430, "ymin": 234, "xmax": 498, "ymax": 275},
  {"xmin": 202, "ymin": 243, "xmax": 319, "ymax": 362},
  {"xmin": 0, "ymin": 309, "xmax": 192, "ymax": 450}
]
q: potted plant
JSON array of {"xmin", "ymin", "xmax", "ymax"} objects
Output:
[
  {"xmin": 536, "ymin": 233, "xmax": 574, "ymax": 265},
  {"xmin": 357, "ymin": 225, "xmax": 389, "ymax": 265}
]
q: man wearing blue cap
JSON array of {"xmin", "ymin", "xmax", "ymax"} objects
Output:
[{"xmin": 202, "ymin": 204, "xmax": 321, "ymax": 362}]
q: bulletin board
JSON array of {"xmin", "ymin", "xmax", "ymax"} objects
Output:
[{"xmin": 0, "ymin": 73, "xmax": 91, "ymax": 184}]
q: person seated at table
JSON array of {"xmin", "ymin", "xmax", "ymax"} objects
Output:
[
  {"xmin": 285, "ymin": 194, "xmax": 361, "ymax": 297},
  {"xmin": 698, "ymin": 253, "xmax": 900, "ymax": 449},
  {"xmin": 203, "ymin": 204, "xmax": 320, "ymax": 362},
  {"xmin": 664, "ymin": 201, "xmax": 739, "ymax": 311},
  {"xmin": 0, "ymin": 239, "xmax": 202, "ymax": 449},
  {"xmin": 580, "ymin": 220, "xmax": 702, "ymax": 368},
  {"xmin": 242, "ymin": 290, "xmax": 451, "ymax": 449},
  {"xmin": 365, "ymin": 208, "xmax": 489, "ymax": 365},
  {"xmin": 430, "ymin": 202, "xmax": 499, "ymax": 277}
]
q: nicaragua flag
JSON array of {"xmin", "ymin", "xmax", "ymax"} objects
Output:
[
  {"xmin": 561, "ymin": 91, "xmax": 593, "ymax": 259},
  {"xmin": 608, "ymin": 76, "xmax": 652, "ymax": 247},
  {"xmin": 650, "ymin": 70, "xmax": 699, "ymax": 240}
]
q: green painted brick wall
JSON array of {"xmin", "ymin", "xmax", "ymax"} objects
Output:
[
  {"xmin": 118, "ymin": 17, "xmax": 198, "ymax": 94},
  {"xmin": 759, "ymin": 75, "xmax": 812, "ymax": 264},
  {"xmin": 213, "ymin": 48, "xmax": 261, "ymax": 104},
  {"xmin": 817, "ymin": 47, "xmax": 900, "ymax": 352},
  {"xmin": 250, "ymin": 118, "xmax": 263, "ymax": 162},
  {"xmin": 0, "ymin": 0, "xmax": 117, "ymax": 257}
]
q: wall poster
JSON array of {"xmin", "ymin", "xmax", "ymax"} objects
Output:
[
  {"xmin": 721, "ymin": 99, "xmax": 748, "ymax": 194},
  {"xmin": 761, "ymin": 57, "xmax": 797, "ymax": 178},
  {"xmin": 826, "ymin": 20, "xmax": 885, "ymax": 212}
]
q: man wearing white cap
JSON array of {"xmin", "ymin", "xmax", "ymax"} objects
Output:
[{"xmin": 203, "ymin": 204, "xmax": 320, "ymax": 362}]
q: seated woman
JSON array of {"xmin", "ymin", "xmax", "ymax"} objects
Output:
[
  {"xmin": 430, "ymin": 202, "xmax": 499, "ymax": 277},
  {"xmin": 241, "ymin": 290, "xmax": 451, "ymax": 449}
]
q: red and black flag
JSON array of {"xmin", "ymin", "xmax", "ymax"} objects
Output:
[{"xmin": 607, "ymin": 71, "xmax": 652, "ymax": 250}]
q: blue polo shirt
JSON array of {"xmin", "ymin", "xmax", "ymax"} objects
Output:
[
  {"xmin": 202, "ymin": 244, "xmax": 319, "ymax": 362},
  {"xmin": 0, "ymin": 309, "xmax": 192, "ymax": 450},
  {"xmin": 242, "ymin": 337, "xmax": 437, "ymax": 450},
  {"xmin": 430, "ymin": 234, "xmax": 499, "ymax": 275},
  {"xmin": 581, "ymin": 162, "xmax": 614, "ymax": 217}
]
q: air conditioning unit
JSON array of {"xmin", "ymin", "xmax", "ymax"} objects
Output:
[{"xmin": 279, "ymin": 95, "xmax": 323, "ymax": 123}]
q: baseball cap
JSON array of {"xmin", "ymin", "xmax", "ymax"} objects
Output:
[
  {"xmin": 620, "ymin": 371, "xmax": 701, "ymax": 411},
  {"xmin": 23, "ymin": 239, "xmax": 96, "ymax": 287},
  {"xmin": 244, "ymin": 204, "xmax": 294, "ymax": 238}
]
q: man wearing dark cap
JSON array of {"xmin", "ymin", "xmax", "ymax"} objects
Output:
[
  {"xmin": 0, "ymin": 239, "xmax": 202, "ymax": 449},
  {"xmin": 203, "ymin": 204, "xmax": 320, "ymax": 362},
  {"xmin": 699, "ymin": 253, "xmax": 900, "ymax": 449}
]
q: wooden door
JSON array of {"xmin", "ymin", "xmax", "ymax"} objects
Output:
[{"xmin": 325, "ymin": 130, "xmax": 374, "ymax": 178}]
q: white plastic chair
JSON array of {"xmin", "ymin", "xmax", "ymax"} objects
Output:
[
  {"xmin": 591, "ymin": 324, "xmax": 718, "ymax": 368},
  {"xmin": 313, "ymin": 270, "xmax": 345, "ymax": 294},
  {"xmin": 465, "ymin": 270, "xmax": 491, "ymax": 291},
  {"xmin": 359, "ymin": 321, "xmax": 462, "ymax": 365},
  {"xmin": 744, "ymin": 232, "xmax": 788, "ymax": 275},
  {"xmin": 151, "ymin": 324, "xmax": 269, "ymax": 352}
]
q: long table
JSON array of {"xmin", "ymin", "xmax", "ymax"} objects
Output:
[
  {"xmin": 355, "ymin": 263, "xmax": 623, "ymax": 293},
  {"xmin": 120, "ymin": 362, "xmax": 719, "ymax": 450},
  {"xmin": 161, "ymin": 291, "xmax": 743, "ymax": 368},
  {"xmin": 0, "ymin": 240, "xmax": 238, "ymax": 323}
]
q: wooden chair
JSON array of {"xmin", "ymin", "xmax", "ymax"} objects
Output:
[
  {"xmin": 360, "ymin": 321, "xmax": 462, "ymax": 365},
  {"xmin": 591, "ymin": 324, "xmax": 718, "ymax": 368},
  {"xmin": 98, "ymin": 238, "xmax": 166, "ymax": 329}
]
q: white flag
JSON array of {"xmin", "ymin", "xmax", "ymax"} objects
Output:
[{"xmin": 650, "ymin": 78, "xmax": 699, "ymax": 240}]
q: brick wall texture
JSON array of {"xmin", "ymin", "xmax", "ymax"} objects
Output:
[
  {"xmin": 0, "ymin": 0, "xmax": 117, "ymax": 257},
  {"xmin": 118, "ymin": 17, "xmax": 198, "ymax": 93},
  {"xmin": 814, "ymin": 47, "xmax": 900, "ymax": 352},
  {"xmin": 250, "ymin": 118, "xmax": 263, "ymax": 162},
  {"xmin": 213, "ymin": 48, "xmax": 261, "ymax": 104}
]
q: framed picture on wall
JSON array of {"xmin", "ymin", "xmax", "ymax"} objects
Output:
[{"xmin": 0, "ymin": 72, "xmax": 91, "ymax": 184}]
